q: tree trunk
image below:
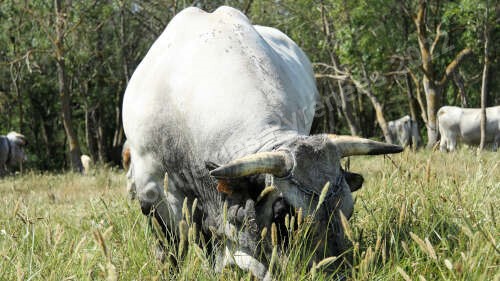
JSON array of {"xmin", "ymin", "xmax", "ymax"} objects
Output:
[
  {"xmin": 113, "ymin": 3, "xmax": 128, "ymax": 150},
  {"xmin": 85, "ymin": 105, "xmax": 98, "ymax": 161},
  {"xmin": 405, "ymin": 74, "xmax": 421, "ymax": 148},
  {"xmin": 10, "ymin": 64, "xmax": 23, "ymax": 133},
  {"xmin": 96, "ymin": 108, "xmax": 106, "ymax": 163},
  {"xmin": 479, "ymin": 3, "xmax": 490, "ymax": 152},
  {"xmin": 55, "ymin": 0, "xmax": 83, "ymax": 172},
  {"xmin": 338, "ymin": 81, "xmax": 361, "ymax": 136},
  {"xmin": 320, "ymin": 1, "xmax": 361, "ymax": 136},
  {"xmin": 413, "ymin": 1, "xmax": 471, "ymax": 148},
  {"xmin": 453, "ymin": 72, "xmax": 468, "ymax": 107},
  {"xmin": 423, "ymin": 77, "xmax": 440, "ymax": 147}
]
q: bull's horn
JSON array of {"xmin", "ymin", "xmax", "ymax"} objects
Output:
[
  {"xmin": 328, "ymin": 134, "xmax": 403, "ymax": 157},
  {"xmin": 209, "ymin": 151, "xmax": 293, "ymax": 179}
]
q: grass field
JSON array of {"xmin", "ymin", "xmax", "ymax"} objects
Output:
[{"xmin": 0, "ymin": 150, "xmax": 498, "ymax": 280}]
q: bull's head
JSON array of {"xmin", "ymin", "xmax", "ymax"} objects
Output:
[
  {"xmin": 6, "ymin": 131, "xmax": 27, "ymax": 166},
  {"xmin": 209, "ymin": 134, "xmax": 402, "ymax": 275}
]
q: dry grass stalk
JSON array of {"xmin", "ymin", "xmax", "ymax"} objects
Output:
[
  {"xmin": 316, "ymin": 256, "xmax": 338, "ymax": 269},
  {"xmin": 425, "ymin": 156, "xmax": 432, "ymax": 183},
  {"xmin": 191, "ymin": 198, "xmax": 198, "ymax": 218},
  {"xmin": 106, "ymin": 261, "xmax": 118, "ymax": 281},
  {"xmin": 12, "ymin": 198, "xmax": 22, "ymax": 217},
  {"xmin": 444, "ymin": 259, "xmax": 453, "ymax": 271},
  {"xmin": 396, "ymin": 266, "xmax": 412, "ymax": 281},
  {"xmin": 310, "ymin": 261, "xmax": 317, "ymax": 279},
  {"xmin": 73, "ymin": 236, "xmax": 87, "ymax": 256},
  {"xmin": 401, "ymin": 241, "xmax": 410, "ymax": 255},
  {"xmin": 16, "ymin": 261, "xmax": 24, "ymax": 281},
  {"xmin": 374, "ymin": 233, "xmax": 382, "ymax": 254},
  {"xmin": 398, "ymin": 201, "xmax": 406, "ymax": 227},
  {"xmin": 297, "ymin": 208, "xmax": 303, "ymax": 227},
  {"xmin": 409, "ymin": 232, "xmax": 427, "ymax": 255},
  {"xmin": 188, "ymin": 223, "xmax": 197, "ymax": 243},
  {"xmin": 163, "ymin": 171, "xmax": 169, "ymax": 193},
  {"xmin": 339, "ymin": 211, "xmax": 353, "ymax": 242},
  {"xmin": 93, "ymin": 229, "xmax": 108, "ymax": 258},
  {"xmin": 268, "ymin": 246, "xmax": 278, "ymax": 276},
  {"xmin": 260, "ymin": 227, "xmax": 267, "ymax": 241},
  {"xmin": 316, "ymin": 181, "xmax": 330, "ymax": 212},
  {"xmin": 178, "ymin": 220, "xmax": 188, "ymax": 257},
  {"xmin": 182, "ymin": 197, "xmax": 190, "ymax": 224},
  {"xmin": 424, "ymin": 238, "xmax": 437, "ymax": 260},
  {"xmin": 271, "ymin": 223, "xmax": 277, "ymax": 247}
]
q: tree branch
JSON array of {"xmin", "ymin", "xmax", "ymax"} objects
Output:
[
  {"xmin": 437, "ymin": 48, "xmax": 472, "ymax": 86},
  {"xmin": 430, "ymin": 22, "xmax": 442, "ymax": 55},
  {"xmin": 315, "ymin": 73, "xmax": 349, "ymax": 80}
]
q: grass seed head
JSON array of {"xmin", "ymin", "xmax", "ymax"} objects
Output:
[
  {"xmin": 339, "ymin": 211, "xmax": 353, "ymax": 242},
  {"xmin": 425, "ymin": 237, "xmax": 437, "ymax": 260},
  {"xmin": 316, "ymin": 181, "xmax": 330, "ymax": 212},
  {"xmin": 297, "ymin": 208, "xmax": 303, "ymax": 227},
  {"xmin": 444, "ymin": 259, "xmax": 453, "ymax": 271},
  {"xmin": 261, "ymin": 227, "xmax": 268, "ymax": 241},
  {"xmin": 182, "ymin": 197, "xmax": 190, "ymax": 224},
  {"xmin": 163, "ymin": 171, "xmax": 169, "ymax": 193},
  {"xmin": 396, "ymin": 266, "xmax": 412, "ymax": 281},
  {"xmin": 271, "ymin": 223, "xmax": 278, "ymax": 247}
]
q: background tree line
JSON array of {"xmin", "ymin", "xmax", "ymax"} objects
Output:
[{"xmin": 0, "ymin": 0, "xmax": 498, "ymax": 171}]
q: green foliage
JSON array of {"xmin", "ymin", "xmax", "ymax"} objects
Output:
[
  {"xmin": 0, "ymin": 150, "xmax": 498, "ymax": 280},
  {"xmin": 0, "ymin": 0, "xmax": 498, "ymax": 171}
]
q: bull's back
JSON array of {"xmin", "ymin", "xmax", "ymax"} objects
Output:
[
  {"xmin": 123, "ymin": 6, "xmax": 317, "ymax": 163},
  {"xmin": 438, "ymin": 106, "xmax": 499, "ymax": 145}
]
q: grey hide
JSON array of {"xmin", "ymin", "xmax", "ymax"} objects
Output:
[
  {"xmin": 387, "ymin": 115, "xmax": 422, "ymax": 148},
  {"xmin": 122, "ymin": 6, "xmax": 403, "ymax": 280},
  {"xmin": 0, "ymin": 131, "xmax": 27, "ymax": 176},
  {"xmin": 438, "ymin": 105, "xmax": 500, "ymax": 152}
]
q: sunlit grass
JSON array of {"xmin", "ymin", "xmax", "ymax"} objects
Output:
[{"xmin": 0, "ymin": 150, "xmax": 498, "ymax": 280}]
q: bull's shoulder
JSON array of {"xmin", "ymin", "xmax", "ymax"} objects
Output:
[{"xmin": 438, "ymin": 106, "xmax": 462, "ymax": 116}]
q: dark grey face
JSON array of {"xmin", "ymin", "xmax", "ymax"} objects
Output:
[
  {"xmin": 284, "ymin": 136, "xmax": 343, "ymax": 195},
  {"xmin": 209, "ymin": 134, "xmax": 402, "ymax": 275},
  {"xmin": 270, "ymin": 135, "xmax": 354, "ymax": 258}
]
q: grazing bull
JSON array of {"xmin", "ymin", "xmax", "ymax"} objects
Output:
[
  {"xmin": 438, "ymin": 106, "xmax": 500, "ymax": 152},
  {"xmin": 80, "ymin": 155, "xmax": 92, "ymax": 175},
  {"xmin": 123, "ymin": 6, "xmax": 403, "ymax": 279},
  {"xmin": 387, "ymin": 115, "xmax": 422, "ymax": 148},
  {"xmin": 0, "ymin": 131, "xmax": 27, "ymax": 176}
]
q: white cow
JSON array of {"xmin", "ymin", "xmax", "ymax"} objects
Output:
[
  {"xmin": 0, "ymin": 131, "xmax": 27, "ymax": 176},
  {"xmin": 80, "ymin": 154, "xmax": 92, "ymax": 175},
  {"xmin": 438, "ymin": 105, "xmax": 500, "ymax": 151},
  {"xmin": 388, "ymin": 115, "xmax": 422, "ymax": 148}
]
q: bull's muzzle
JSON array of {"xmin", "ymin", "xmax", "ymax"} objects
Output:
[{"xmin": 138, "ymin": 181, "xmax": 162, "ymax": 215}]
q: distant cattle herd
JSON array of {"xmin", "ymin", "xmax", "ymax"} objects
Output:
[{"xmin": 1, "ymin": 105, "xmax": 497, "ymax": 177}]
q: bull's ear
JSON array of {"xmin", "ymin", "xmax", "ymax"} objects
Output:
[
  {"xmin": 205, "ymin": 161, "xmax": 220, "ymax": 171},
  {"xmin": 344, "ymin": 171, "xmax": 364, "ymax": 192}
]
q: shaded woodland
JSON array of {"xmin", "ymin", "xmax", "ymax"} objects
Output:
[{"xmin": 0, "ymin": 0, "xmax": 498, "ymax": 171}]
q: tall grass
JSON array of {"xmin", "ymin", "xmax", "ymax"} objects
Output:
[{"xmin": 0, "ymin": 150, "xmax": 498, "ymax": 280}]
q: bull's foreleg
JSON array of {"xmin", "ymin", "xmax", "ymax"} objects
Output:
[
  {"xmin": 493, "ymin": 134, "xmax": 499, "ymax": 152},
  {"xmin": 439, "ymin": 138, "xmax": 448, "ymax": 152}
]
